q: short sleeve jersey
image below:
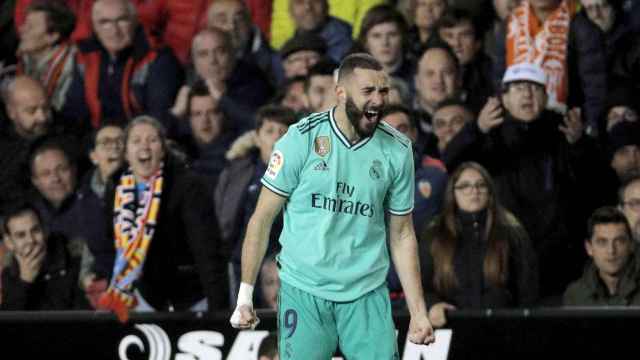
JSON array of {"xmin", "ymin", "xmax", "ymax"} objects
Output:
[{"xmin": 261, "ymin": 109, "xmax": 414, "ymax": 302}]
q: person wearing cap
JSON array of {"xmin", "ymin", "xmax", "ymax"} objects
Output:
[
  {"xmin": 563, "ymin": 206, "xmax": 640, "ymax": 306},
  {"xmin": 494, "ymin": 0, "xmax": 607, "ymax": 136},
  {"xmin": 478, "ymin": 62, "xmax": 610, "ymax": 302},
  {"xmin": 607, "ymin": 121, "xmax": 640, "ymax": 182},
  {"xmin": 278, "ymin": 32, "xmax": 327, "ymax": 81}
]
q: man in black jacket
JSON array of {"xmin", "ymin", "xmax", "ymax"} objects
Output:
[
  {"xmin": 480, "ymin": 62, "xmax": 609, "ymax": 302},
  {"xmin": 1, "ymin": 202, "xmax": 86, "ymax": 310}
]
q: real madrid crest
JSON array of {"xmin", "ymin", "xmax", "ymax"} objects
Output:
[
  {"xmin": 369, "ymin": 160, "xmax": 383, "ymax": 180},
  {"xmin": 314, "ymin": 136, "xmax": 331, "ymax": 157}
]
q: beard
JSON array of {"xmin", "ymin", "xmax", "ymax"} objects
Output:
[{"xmin": 345, "ymin": 95, "xmax": 384, "ymax": 139}]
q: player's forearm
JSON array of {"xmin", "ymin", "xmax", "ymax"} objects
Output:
[
  {"xmin": 240, "ymin": 213, "xmax": 272, "ymax": 286},
  {"xmin": 390, "ymin": 230, "xmax": 427, "ymax": 317}
]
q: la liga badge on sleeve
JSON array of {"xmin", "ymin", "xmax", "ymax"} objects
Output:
[{"xmin": 265, "ymin": 150, "xmax": 284, "ymax": 180}]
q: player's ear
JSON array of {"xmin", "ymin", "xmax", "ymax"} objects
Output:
[{"xmin": 336, "ymin": 84, "xmax": 347, "ymax": 104}]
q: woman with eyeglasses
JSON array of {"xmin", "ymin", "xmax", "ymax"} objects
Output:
[{"xmin": 419, "ymin": 162, "xmax": 538, "ymax": 327}]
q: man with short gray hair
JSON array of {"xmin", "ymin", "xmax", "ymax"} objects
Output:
[{"xmin": 63, "ymin": 0, "xmax": 181, "ymax": 132}]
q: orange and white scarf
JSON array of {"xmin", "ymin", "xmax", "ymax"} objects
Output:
[
  {"xmin": 99, "ymin": 165, "xmax": 163, "ymax": 322},
  {"xmin": 506, "ymin": 0, "xmax": 578, "ymax": 113}
]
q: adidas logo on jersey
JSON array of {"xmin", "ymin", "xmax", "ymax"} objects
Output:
[{"xmin": 314, "ymin": 160, "xmax": 329, "ymax": 171}]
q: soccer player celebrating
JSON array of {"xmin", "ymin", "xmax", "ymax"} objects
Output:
[{"xmin": 230, "ymin": 53, "xmax": 435, "ymax": 358}]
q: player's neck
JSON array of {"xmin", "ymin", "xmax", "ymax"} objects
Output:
[{"xmin": 334, "ymin": 105, "xmax": 362, "ymax": 144}]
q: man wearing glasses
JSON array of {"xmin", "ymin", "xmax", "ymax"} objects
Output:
[
  {"xmin": 477, "ymin": 62, "xmax": 608, "ymax": 302},
  {"xmin": 63, "ymin": 0, "xmax": 180, "ymax": 131}
]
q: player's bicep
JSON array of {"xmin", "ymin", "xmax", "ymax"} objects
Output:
[{"xmin": 252, "ymin": 186, "xmax": 287, "ymax": 225}]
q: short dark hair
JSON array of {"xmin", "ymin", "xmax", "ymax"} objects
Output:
[
  {"xmin": 358, "ymin": 4, "xmax": 409, "ymax": 50},
  {"xmin": 257, "ymin": 331, "xmax": 278, "ymax": 358},
  {"xmin": 305, "ymin": 59, "xmax": 338, "ymax": 92},
  {"xmin": 28, "ymin": 136, "xmax": 74, "ymax": 177},
  {"xmin": 273, "ymin": 75, "xmax": 307, "ymax": 105},
  {"xmin": 434, "ymin": 97, "xmax": 471, "ymax": 114},
  {"xmin": 255, "ymin": 105, "xmax": 298, "ymax": 130},
  {"xmin": 337, "ymin": 53, "xmax": 383, "ymax": 83},
  {"xmin": 87, "ymin": 120, "xmax": 125, "ymax": 152},
  {"xmin": 2, "ymin": 201, "xmax": 42, "ymax": 235},
  {"xmin": 187, "ymin": 79, "xmax": 211, "ymax": 116},
  {"xmin": 436, "ymin": 8, "xmax": 482, "ymax": 41},
  {"xmin": 28, "ymin": 0, "xmax": 76, "ymax": 42},
  {"xmin": 420, "ymin": 41, "xmax": 460, "ymax": 72},
  {"xmin": 586, "ymin": 206, "xmax": 632, "ymax": 241},
  {"xmin": 381, "ymin": 104, "xmax": 417, "ymax": 129}
]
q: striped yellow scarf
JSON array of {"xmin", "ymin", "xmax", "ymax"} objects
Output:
[{"xmin": 99, "ymin": 165, "xmax": 163, "ymax": 322}]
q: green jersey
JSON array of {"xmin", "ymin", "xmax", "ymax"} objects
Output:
[{"xmin": 262, "ymin": 109, "xmax": 414, "ymax": 301}]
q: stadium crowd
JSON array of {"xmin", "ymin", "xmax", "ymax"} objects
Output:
[{"xmin": 0, "ymin": 0, "xmax": 639, "ymax": 326}]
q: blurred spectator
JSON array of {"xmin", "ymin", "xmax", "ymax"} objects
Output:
[
  {"xmin": 480, "ymin": 63, "xmax": 607, "ymax": 300},
  {"xmin": 563, "ymin": 206, "xmax": 640, "ymax": 306},
  {"xmin": 1, "ymin": 202, "xmax": 88, "ymax": 310},
  {"xmin": 259, "ymin": 255, "xmax": 280, "ymax": 310},
  {"xmin": 493, "ymin": 0, "xmax": 522, "ymax": 21},
  {"xmin": 28, "ymin": 138, "xmax": 86, "ymax": 261},
  {"xmin": 271, "ymin": 0, "xmax": 379, "ymax": 55},
  {"xmin": 279, "ymin": 32, "xmax": 327, "ymax": 81},
  {"xmin": 406, "ymin": 0, "xmax": 448, "ymax": 60},
  {"xmin": 413, "ymin": 43, "xmax": 462, "ymax": 151},
  {"xmin": 207, "ymin": 0, "xmax": 279, "ymax": 84},
  {"xmin": 432, "ymin": 99, "xmax": 473, "ymax": 160},
  {"xmin": 175, "ymin": 28, "xmax": 272, "ymax": 134},
  {"xmin": 603, "ymin": 83, "xmax": 638, "ymax": 132},
  {"xmin": 304, "ymin": 59, "xmax": 338, "ymax": 113},
  {"xmin": 178, "ymin": 79, "xmax": 237, "ymax": 189},
  {"xmin": 420, "ymin": 162, "xmax": 538, "ymax": 327},
  {"xmin": 277, "ymin": 75, "xmax": 309, "ymax": 114},
  {"xmin": 16, "ymin": 1, "xmax": 76, "ymax": 112},
  {"xmin": 0, "ymin": 0, "xmax": 18, "ymax": 66},
  {"xmin": 581, "ymin": 0, "xmax": 635, "ymax": 93},
  {"xmin": 74, "ymin": 122, "xmax": 125, "ymax": 309},
  {"xmin": 495, "ymin": 0, "xmax": 607, "ymax": 136},
  {"xmin": 436, "ymin": 8, "xmax": 494, "ymax": 113},
  {"xmin": 356, "ymin": 4, "xmax": 415, "ymax": 90},
  {"xmin": 0, "ymin": 76, "xmax": 82, "ymax": 207},
  {"xmin": 285, "ymin": 0, "xmax": 352, "ymax": 63},
  {"xmin": 485, "ymin": 0, "xmax": 521, "ymax": 60},
  {"xmin": 606, "ymin": 121, "xmax": 640, "ymax": 182},
  {"xmin": 99, "ymin": 116, "xmax": 228, "ymax": 322},
  {"xmin": 62, "ymin": 0, "xmax": 182, "ymax": 131},
  {"xmin": 620, "ymin": 176, "xmax": 640, "ymax": 243},
  {"xmin": 388, "ymin": 76, "xmax": 412, "ymax": 106},
  {"xmin": 432, "ymin": 98, "xmax": 481, "ymax": 171},
  {"xmin": 214, "ymin": 106, "xmax": 296, "ymax": 306},
  {"xmin": 258, "ymin": 331, "xmax": 279, "ymax": 360},
  {"xmin": 14, "ymin": 0, "xmax": 211, "ymax": 66}
]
